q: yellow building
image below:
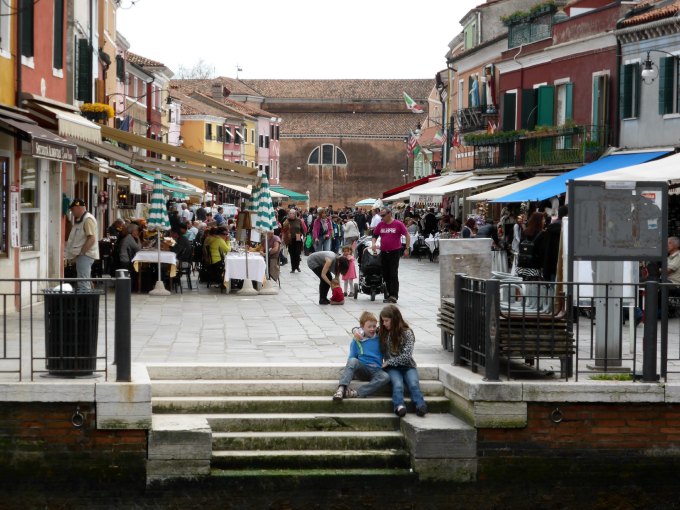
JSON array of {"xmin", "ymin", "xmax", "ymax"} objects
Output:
[{"xmin": 0, "ymin": 0, "xmax": 16, "ymax": 105}]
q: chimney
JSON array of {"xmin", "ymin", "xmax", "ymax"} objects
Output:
[{"xmin": 211, "ymin": 82, "xmax": 223, "ymax": 100}]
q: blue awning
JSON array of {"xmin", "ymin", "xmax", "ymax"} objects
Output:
[{"xmin": 491, "ymin": 151, "xmax": 671, "ymax": 203}]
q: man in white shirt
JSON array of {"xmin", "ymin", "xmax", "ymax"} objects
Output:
[
  {"xmin": 369, "ymin": 208, "xmax": 382, "ymax": 232},
  {"xmin": 180, "ymin": 203, "xmax": 193, "ymax": 223}
]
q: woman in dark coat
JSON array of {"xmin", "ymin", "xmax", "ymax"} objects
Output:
[{"xmin": 516, "ymin": 212, "xmax": 546, "ymax": 281}]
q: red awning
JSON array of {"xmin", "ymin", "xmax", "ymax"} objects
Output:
[{"xmin": 382, "ymin": 175, "xmax": 435, "ymax": 199}]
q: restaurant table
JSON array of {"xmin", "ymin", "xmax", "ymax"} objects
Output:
[
  {"xmin": 132, "ymin": 250, "xmax": 178, "ymax": 277},
  {"xmin": 223, "ymin": 252, "xmax": 266, "ymax": 289}
]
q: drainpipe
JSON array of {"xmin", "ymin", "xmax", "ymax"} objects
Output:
[{"xmin": 15, "ymin": 0, "xmax": 22, "ymax": 107}]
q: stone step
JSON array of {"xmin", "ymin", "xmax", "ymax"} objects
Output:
[
  {"xmin": 192, "ymin": 412, "xmax": 400, "ymax": 432},
  {"xmin": 209, "ymin": 467, "xmax": 416, "ymax": 479},
  {"xmin": 146, "ymin": 363, "xmax": 440, "ymax": 382},
  {"xmin": 151, "ymin": 379, "xmax": 445, "ymax": 397},
  {"xmin": 211, "ymin": 449, "xmax": 411, "ymax": 470},
  {"xmin": 212, "ymin": 430, "xmax": 404, "ymax": 451},
  {"xmin": 152, "ymin": 395, "xmax": 452, "ymax": 415}
]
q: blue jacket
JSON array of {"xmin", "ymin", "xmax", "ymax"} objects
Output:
[{"xmin": 348, "ymin": 335, "xmax": 382, "ymax": 368}]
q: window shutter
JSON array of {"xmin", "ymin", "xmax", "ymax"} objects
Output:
[
  {"xmin": 76, "ymin": 39, "xmax": 92, "ymax": 103},
  {"xmin": 19, "ymin": 0, "xmax": 33, "ymax": 57},
  {"xmin": 619, "ymin": 64, "xmax": 630, "ymax": 119},
  {"xmin": 632, "ymin": 62, "xmax": 641, "ymax": 118},
  {"xmin": 537, "ymin": 85, "xmax": 555, "ymax": 126},
  {"xmin": 53, "ymin": 0, "xmax": 64, "ymax": 69},
  {"xmin": 521, "ymin": 89, "xmax": 537, "ymax": 129},
  {"xmin": 502, "ymin": 92, "xmax": 516, "ymax": 131},
  {"xmin": 659, "ymin": 57, "xmax": 674, "ymax": 115},
  {"xmin": 565, "ymin": 83, "xmax": 573, "ymax": 121}
]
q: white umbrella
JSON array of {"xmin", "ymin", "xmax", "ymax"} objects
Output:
[
  {"xmin": 246, "ymin": 168, "xmax": 278, "ymax": 295},
  {"xmin": 355, "ymin": 198, "xmax": 377, "ymax": 207},
  {"xmin": 147, "ymin": 170, "xmax": 171, "ymax": 296}
]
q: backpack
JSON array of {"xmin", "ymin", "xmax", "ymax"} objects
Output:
[{"xmin": 518, "ymin": 236, "xmax": 536, "ymax": 267}]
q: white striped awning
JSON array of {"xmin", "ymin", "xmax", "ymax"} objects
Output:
[{"xmin": 38, "ymin": 104, "xmax": 102, "ymax": 144}]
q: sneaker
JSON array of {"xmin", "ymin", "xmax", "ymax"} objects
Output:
[
  {"xmin": 383, "ymin": 298, "xmax": 391, "ymax": 303},
  {"xmin": 395, "ymin": 405, "xmax": 407, "ymax": 417},
  {"xmin": 319, "ymin": 298, "xmax": 330, "ymax": 305},
  {"xmin": 332, "ymin": 386, "xmax": 345, "ymax": 401},
  {"xmin": 388, "ymin": 296, "xmax": 398, "ymax": 303},
  {"xmin": 344, "ymin": 388, "xmax": 358, "ymax": 398},
  {"xmin": 416, "ymin": 405, "xmax": 428, "ymax": 417}
]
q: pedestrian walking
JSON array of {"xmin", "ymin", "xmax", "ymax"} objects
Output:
[
  {"xmin": 65, "ymin": 198, "xmax": 99, "ymax": 290},
  {"xmin": 371, "ymin": 207, "xmax": 410, "ymax": 304}
]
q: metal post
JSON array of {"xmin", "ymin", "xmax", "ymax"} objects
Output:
[
  {"xmin": 484, "ymin": 279, "xmax": 500, "ymax": 382},
  {"xmin": 642, "ymin": 280, "xmax": 658, "ymax": 382},
  {"xmin": 115, "ymin": 269, "xmax": 131, "ymax": 382},
  {"xmin": 453, "ymin": 273, "xmax": 464, "ymax": 366}
]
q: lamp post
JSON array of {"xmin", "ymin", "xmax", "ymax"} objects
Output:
[{"xmin": 640, "ymin": 49, "xmax": 680, "ymax": 84}]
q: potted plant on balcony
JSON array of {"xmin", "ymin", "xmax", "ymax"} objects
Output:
[{"xmin": 80, "ymin": 103, "xmax": 114, "ymax": 123}]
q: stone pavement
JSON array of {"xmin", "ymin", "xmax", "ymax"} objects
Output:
[{"xmin": 128, "ymin": 255, "xmax": 454, "ymax": 366}]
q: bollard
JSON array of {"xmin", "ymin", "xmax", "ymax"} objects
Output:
[
  {"xmin": 484, "ymin": 279, "xmax": 500, "ymax": 382},
  {"xmin": 115, "ymin": 269, "xmax": 132, "ymax": 382},
  {"xmin": 453, "ymin": 274, "xmax": 465, "ymax": 366},
  {"xmin": 642, "ymin": 280, "xmax": 658, "ymax": 382}
]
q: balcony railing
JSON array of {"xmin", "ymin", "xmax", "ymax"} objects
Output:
[
  {"xmin": 470, "ymin": 125, "xmax": 609, "ymax": 170},
  {"xmin": 453, "ymin": 106, "xmax": 487, "ymax": 133}
]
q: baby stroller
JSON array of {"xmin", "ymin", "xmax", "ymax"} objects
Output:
[{"xmin": 353, "ymin": 236, "xmax": 386, "ymax": 301}]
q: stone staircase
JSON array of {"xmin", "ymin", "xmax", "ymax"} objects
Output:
[{"xmin": 146, "ymin": 364, "xmax": 476, "ymax": 484}]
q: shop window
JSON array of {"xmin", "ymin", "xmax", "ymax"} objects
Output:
[
  {"xmin": 0, "ymin": 157, "xmax": 7, "ymax": 255},
  {"xmin": 20, "ymin": 158, "xmax": 40, "ymax": 252}
]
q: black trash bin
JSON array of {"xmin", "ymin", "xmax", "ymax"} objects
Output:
[{"xmin": 43, "ymin": 288, "xmax": 103, "ymax": 376}]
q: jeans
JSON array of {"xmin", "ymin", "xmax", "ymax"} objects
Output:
[
  {"xmin": 380, "ymin": 249, "xmax": 402, "ymax": 299},
  {"xmin": 312, "ymin": 267, "xmax": 333, "ymax": 301},
  {"xmin": 338, "ymin": 358, "xmax": 390, "ymax": 397},
  {"xmin": 75, "ymin": 254, "xmax": 94, "ymax": 290},
  {"xmin": 387, "ymin": 367, "xmax": 426, "ymax": 410}
]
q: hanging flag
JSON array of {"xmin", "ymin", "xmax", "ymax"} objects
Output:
[
  {"xmin": 407, "ymin": 133, "xmax": 417, "ymax": 156},
  {"xmin": 487, "ymin": 120, "xmax": 497, "ymax": 134},
  {"xmin": 433, "ymin": 130, "xmax": 445, "ymax": 145},
  {"xmin": 403, "ymin": 92, "xmax": 425, "ymax": 114},
  {"xmin": 452, "ymin": 131, "xmax": 461, "ymax": 147},
  {"xmin": 120, "ymin": 115, "xmax": 130, "ymax": 132}
]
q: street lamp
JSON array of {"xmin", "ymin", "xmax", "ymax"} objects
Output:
[{"xmin": 641, "ymin": 49, "xmax": 680, "ymax": 84}]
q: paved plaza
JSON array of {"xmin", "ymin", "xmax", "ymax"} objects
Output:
[{"xmin": 127, "ymin": 255, "xmax": 454, "ymax": 366}]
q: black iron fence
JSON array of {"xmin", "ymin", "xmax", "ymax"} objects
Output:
[
  {"xmin": 0, "ymin": 273, "xmax": 131, "ymax": 382},
  {"xmin": 472, "ymin": 125, "xmax": 609, "ymax": 170},
  {"xmin": 449, "ymin": 274, "xmax": 678, "ymax": 382}
]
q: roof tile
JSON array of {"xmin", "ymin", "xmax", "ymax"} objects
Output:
[
  {"xmin": 125, "ymin": 51, "xmax": 166, "ymax": 67},
  {"xmin": 281, "ymin": 112, "xmax": 426, "ymax": 137}
]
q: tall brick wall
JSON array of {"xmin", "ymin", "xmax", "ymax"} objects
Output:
[{"xmin": 0, "ymin": 403, "xmax": 147, "ymax": 484}]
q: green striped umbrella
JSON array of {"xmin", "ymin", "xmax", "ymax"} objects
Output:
[
  {"xmin": 246, "ymin": 167, "xmax": 277, "ymax": 232},
  {"xmin": 148, "ymin": 170, "xmax": 170, "ymax": 231},
  {"xmin": 148, "ymin": 170, "xmax": 170, "ymax": 295}
]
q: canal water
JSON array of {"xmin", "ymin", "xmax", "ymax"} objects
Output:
[{"xmin": 3, "ymin": 477, "xmax": 680, "ymax": 509}]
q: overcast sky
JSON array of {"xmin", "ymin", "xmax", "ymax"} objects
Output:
[{"xmin": 117, "ymin": 0, "xmax": 481, "ymax": 80}]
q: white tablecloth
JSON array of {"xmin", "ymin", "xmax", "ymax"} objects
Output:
[
  {"xmin": 132, "ymin": 250, "xmax": 177, "ymax": 277},
  {"xmin": 224, "ymin": 253, "xmax": 266, "ymax": 283},
  {"xmin": 425, "ymin": 237, "xmax": 439, "ymax": 254}
]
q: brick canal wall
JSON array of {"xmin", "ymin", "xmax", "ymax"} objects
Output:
[{"xmin": 0, "ymin": 402, "xmax": 147, "ymax": 484}]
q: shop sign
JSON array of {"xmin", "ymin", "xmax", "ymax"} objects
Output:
[
  {"xmin": 10, "ymin": 186, "xmax": 19, "ymax": 248},
  {"xmin": 31, "ymin": 139, "xmax": 77, "ymax": 163}
]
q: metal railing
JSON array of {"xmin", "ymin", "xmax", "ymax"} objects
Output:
[
  {"xmin": 451, "ymin": 274, "xmax": 677, "ymax": 382},
  {"xmin": 0, "ymin": 272, "xmax": 131, "ymax": 382},
  {"xmin": 472, "ymin": 125, "xmax": 609, "ymax": 170}
]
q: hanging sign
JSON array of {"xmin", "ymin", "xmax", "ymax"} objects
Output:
[{"xmin": 10, "ymin": 186, "xmax": 19, "ymax": 248}]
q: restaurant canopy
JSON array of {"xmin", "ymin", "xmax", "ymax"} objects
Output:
[
  {"xmin": 490, "ymin": 151, "xmax": 672, "ymax": 203},
  {"xmin": 269, "ymin": 185, "xmax": 308, "ymax": 201},
  {"xmin": 467, "ymin": 175, "xmax": 554, "ymax": 201},
  {"xmin": 576, "ymin": 152, "xmax": 680, "ymax": 182},
  {"xmin": 410, "ymin": 175, "xmax": 508, "ymax": 205},
  {"xmin": 382, "ymin": 175, "xmax": 433, "ymax": 199},
  {"xmin": 385, "ymin": 173, "xmax": 472, "ymax": 202}
]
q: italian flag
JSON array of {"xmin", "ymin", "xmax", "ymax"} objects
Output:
[
  {"xmin": 403, "ymin": 92, "xmax": 424, "ymax": 114},
  {"xmin": 433, "ymin": 130, "xmax": 445, "ymax": 145}
]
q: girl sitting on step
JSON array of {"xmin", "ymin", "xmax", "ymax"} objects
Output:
[{"xmin": 379, "ymin": 305, "xmax": 427, "ymax": 418}]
